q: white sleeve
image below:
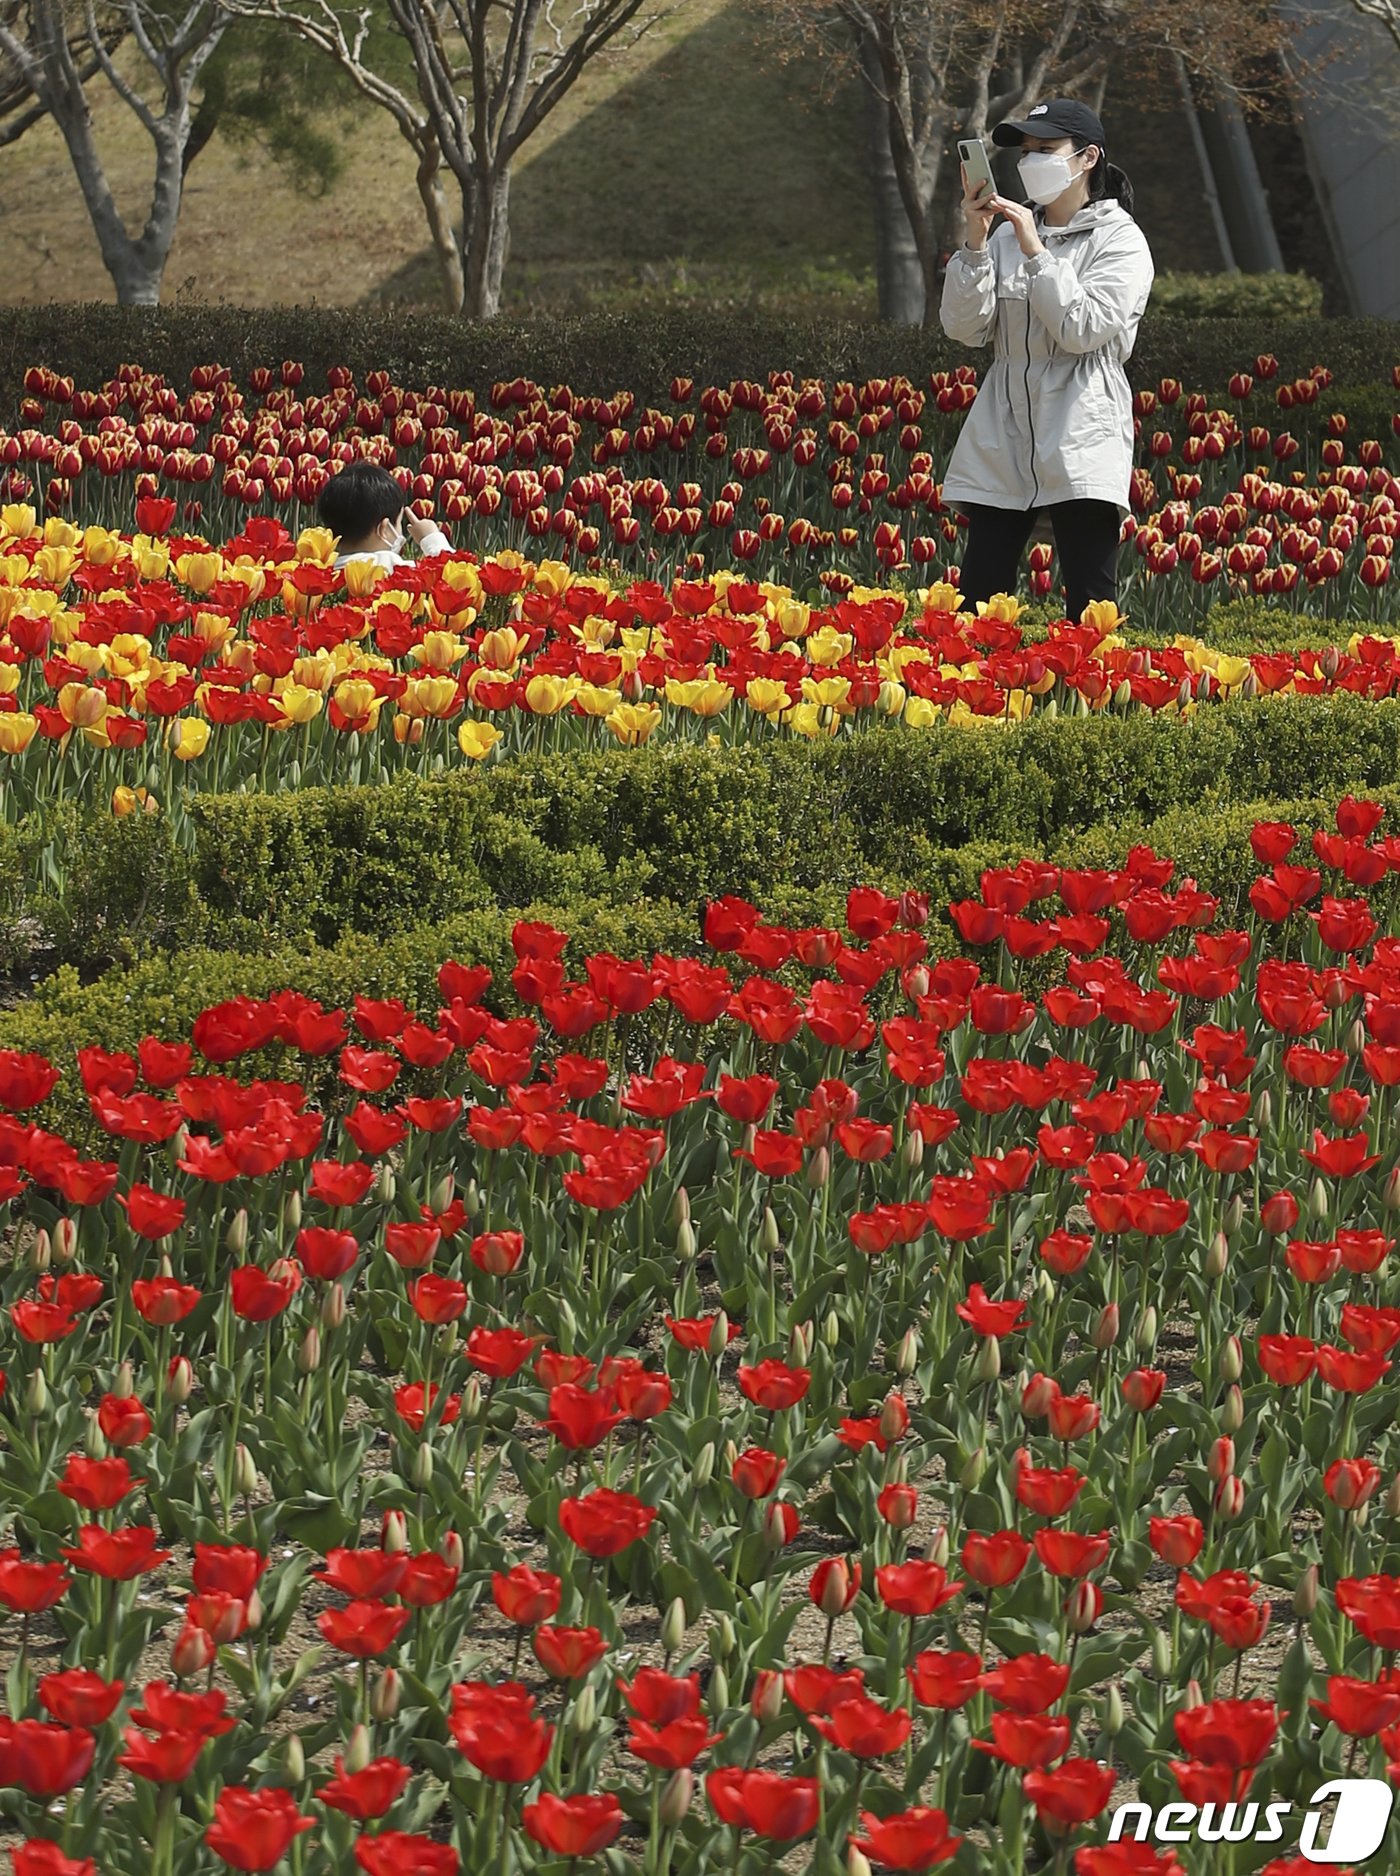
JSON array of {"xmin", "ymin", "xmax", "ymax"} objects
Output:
[
  {"xmin": 939, "ymin": 245, "xmax": 998, "ymax": 348},
  {"xmin": 1024, "ymin": 231, "xmax": 1154, "ymax": 355},
  {"xmin": 410, "ymin": 526, "xmax": 453, "ymax": 559}
]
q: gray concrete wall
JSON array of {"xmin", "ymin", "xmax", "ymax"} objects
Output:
[{"xmin": 1279, "ymin": 0, "xmax": 1400, "ymax": 315}]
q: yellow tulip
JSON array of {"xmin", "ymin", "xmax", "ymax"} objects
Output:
[
  {"xmin": 274, "ymin": 684, "xmax": 323, "ymax": 727},
  {"xmin": 745, "ymin": 678, "xmax": 791, "ymax": 717},
  {"xmin": 665, "ymin": 677, "xmax": 731, "ymax": 718},
  {"xmin": 222, "ymin": 563, "xmax": 266, "ymax": 608},
  {"xmin": 63, "ymin": 641, "xmax": 105, "ymax": 675},
  {"xmin": 342, "ymin": 558, "xmax": 386, "ymax": 599},
  {"xmin": 168, "ymin": 717, "xmax": 211, "ymax": 760},
  {"xmin": 438, "ymin": 561, "xmax": 484, "ymax": 608},
  {"xmin": 333, "ymin": 678, "xmax": 379, "ymax": 721},
  {"xmin": 131, "ymin": 537, "xmax": 171, "ymax": 581},
  {"xmin": 32, "ymin": 546, "xmax": 76, "ymax": 588},
  {"xmin": 58, "ymin": 682, "xmax": 109, "ymax": 729},
  {"xmin": 393, "ymin": 714, "xmax": 425, "ymax": 745},
  {"xmin": 801, "ymin": 674, "xmax": 853, "ymax": 711},
  {"xmin": 902, "ymin": 696, "xmax": 940, "ymax": 729},
  {"xmin": 403, "ymin": 675, "xmax": 459, "ymax": 720},
  {"xmin": 1004, "ymin": 689, "xmax": 1033, "ymax": 722},
  {"xmin": 293, "ymin": 654, "xmax": 334, "ymax": 693},
  {"xmin": 1213, "ymin": 655, "xmax": 1251, "ymax": 690},
  {"xmin": 81, "ymin": 525, "xmax": 123, "ymax": 567},
  {"xmin": 605, "ymin": 703, "xmax": 662, "ymax": 745},
  {"xmin": 192, "ymin": 611, "xmax": 234, "ymax": 652},
  {"xmin": 478, "ymin": 626, "xmax": 527, "ymax": 671},
  {"xmin": 43, "ymin": 517, "xmax": 81, "ymax": 551},
  {"xmin": 112, "ymin": 785, "xmax": 159, "ymax": 816},
  {"xmin": 974, "ymin": 593, "xmax": 1024, "ymax": 624},
  {"xmin": 772, "ymin": 597, "xmax": 811, "ymax": 641},
  {"xmin": 530, "ymin": 559, "xmax": 574, "ymax": 598},
  {"xmin": 296, "ymin": 526, "xmax": 338, "ymax": 565},
  {"xmin": 0, "ymin": 553, "xmax": 29, "ymax": 588},
  {"xmin": 458, "ymin": 720, "xmax": 503, "ymax": 760},
  {"xmin": 571, "ymin": 613, "xmax": 617, "ymax": 649},
  {"xmin": 806, "ymin": 625, "xmax": 852, "ymax": 667},
  {"xmin": 877, "ymin": 680, "xmax": 906, "ymax": 716},
  {"xmin": 174, "ymin": 551, "xmax": 221, "ymax": 595},
  {"xmin": 523, "ymin": 673, "xmax": 574, "ymax": 716},
  {"xmin": 1079, "ymin": 598, "xmax": 1123, "ymax": 634},
  {"xmin": 0, "ymin": 504, "xmax": 38, "ymax": 541},
  {"xmin": 414, "ymin": 630, "xmax": 466, "ymax": 672},
  {"xmin": 787, "ymin": 702, "xmax": 836, "ymax": 739},
  {"xmin": 0, "ymin": 664, "xmax": 19, "ymax": 697},
  {"xmin": 573, "ymin": 683, "xmax": 623, "ymax": 719},
  {"xmin": 0, "ymin": 713, "xmax": 37, "ymax": 753},
  {"xmin": 919, "ymin": 581, "xmax": 964, "ymax": 614},
  {"xmin": 222, "ymin": 641, "xmax": 258, "ymax": 676},
  {"xmin": 105, "ymin": 635, "xmax": 153, "ymax": 678}
]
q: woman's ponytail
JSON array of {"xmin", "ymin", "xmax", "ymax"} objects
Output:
[{"xmin": 1082, "ymin": 146, "xmax": 1135, "ymax": 219}]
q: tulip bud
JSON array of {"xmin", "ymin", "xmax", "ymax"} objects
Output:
[
  {"xmin": 1223, "ymin": 1194, "xmax": 1245, "ymax": 1234},
  {"xmin": 283, "ymin": 1734, "xmax": 305, "ymax": 1783},
  {"xmin": 1356, "ymin": 1502, "xmax": 1372, "ymax": 1530},
  {"xmin": 244, "ymin": 1587, "xmax": 263, "ymax": 1633},
  {"xmin": 170, "ymin": 1122, "xmax": 189, "ymax": 1162},
  {"xmin": 709, "ymin": 1665, "xmax": 730, "ymax": 1712},
  {"xmin": 1347, "ymin": 1018, "xmax": 1367, "ymax": 1056},
  {"xmin": 676, "ymin": 1220, "xmax": 698, "ymax": 1262},
  {"xmin": 371, "ymin": 1668, "xmax": 401, "ymax": 1720},
  {"xmin": 879, "ymin": 1483, "xmax": 919, "ymax": 1530},
  {"xmin": 959, "ymin": 1446, "xmax": 986, "ymax": 1490},
  {"xmin": 1205, "ymin": 1232, "xmax": 1229, "ymax": 1279},
  {"xmin": 660, "ymin": 1768, "xmax": 694, "ymax": 1829},
  {"xmin": 1183, "ymin": 1677, "xmax": 1204, "ymax": 1711},
  {"xmin": 432, "ymin": 1173, "xmax": 455, "ymax": 1215},
  {"xmin": 708, "ymin": 1313, "xmax": 730, "ymax": 1360},
  {"xmin": 113, "ymin": 1360, "xmax": 135, "ymax": 1399},
  {"xmin": 927, "ymin": 1524, "xmax": 950, "ymax": 1568},
  {"xmin": 30, "ymin": 1228, "xmax": 51, "ymax": 1273},
  {"xmin": 1152, "ymin": 1628, "xmax": 1172, "ymax": 1678},
  {"xmin": 1219, "ymin": 1384, "xmax": 1243, "ymax": 1434},
  {"xmin": 1254, "ymin": 1090, "xmax": 1273, "ymax": 1133},
  {"xmin": 1386, "ymin": 1473, "xmax": 1400, "ymax": 1518},
  {"xmin": 691, "ymin": 1442, "xmax": 715, "ymax": 1490},
  {"xmin": 752, "ymin": 1668, "xmax": 784, "ymax": 1724},
  {"xmin": 662, "ymin": 1597, "xmax": 687, "ymax": 1655},
  {"xmin": 234, "ymin": 1443, "xmax": 258, "ymax": 1497},
  {"xmin": 763, "ymin": 1501, "xmax": 792, "ymax": 1550},
  {"xmin": 461, "ymin": 1375, "xmax": 483, "ymax": 1423},
  {"xmin": 573, "ymin": 1683, "xmax": 597, "ymax": 1734},
  {"xmin": 225, "ymin": 1208, "xmax": 249, "ymax": 1256},
  {"xmin": 849, "ymin": 1850, "xmax": 874, "ymax": 1876},
  {"xmin": 1385, "ymin": 1169, "xmax": 1400, "ymax": 1213},
  {"xmin": 377, "ymin": 1164, "xmax": 396, "ymax": 1206},
  {"xmin": 1104, "ymin": 1684, "xmax": 1125, "ymax": 1737},
  {"xmin": 1293, "ymin": 1563, "xmax": 1319, "ymax": 1620},
  {"xmin": 880, "ymin": 1391, "xmax": 907, "ymax": 1444},
  {"xmin": 1214, "ymin": 1474, "xmax": 1245, "ymax": 1519},
  {"xmin": 54, "ymin": 1218, "xmax": 78, "ymax": 1262},
  {"xmin": 167, "ymin": 1356, "xmax": 194, "ymax": 1406},
  {"xmin": 902, "ymin": 1129, "xmax": 924, "ymax": 1171},
  {"xmin": 823, "ymin": 1311, "xmax": 841, "ymax": 1350},
  {"xmin": 344, "ymin": 1723, "xmax": 371, "ymax": 1775},
  {"xmin": 321, "ymin": 1282, "xmax": 346, "ymax": 1331},
  {"xmin": 1135, "ymin": 1306, "xmax": 1159, "ymax": 1354},
  {"xmin": 816, "ymin": 1559, "xmax": 858, "ymax": 1620},
  {"xmin": 790, "ymin": 1320, "xmax": 814, "ymax": 1365},
  {"xmin": 439, "ymin": 1529, "xmax": 464, "ymax": 1571},
  {"xmin": 283, "ymin": 1189, "xmax": 302, "ymax": 1234},
  {"xmin": 298, "ymin": 1326, "xmax": 321, "ymax": 1374},
  {"xmin": 1310, "ymin": 1176, "xmax": 1330, "ymax": 1222},
  {"xmin": 1260, "ymin": 1191, "xmax": 1299, "ymax": 1235},
  {"xmin": 723, "ymin": 1439, "xmax": 739, "ymax": 1477},
  {"xmin": 1066, "ymin": 1581, "xmax": 1102, "ymax": 1632},
  {"xmin": 1208, "ymin": 1436, "xmax": 1235, "ymax": 1483},
  {"xmin": 411, "ymin": 1443, "xmax": 433, "ymax": 1489},
  {"xmin": 463, "ymin": 1179, "xmax": 480, "ymax": 1216},
  {"xmin": 1021, "ymin": 1372, "xmax": 1058, "ymax": 1418},
  {"xmin": 1035, "ymin": 1268, "xmax": 1056, "ymax": 1307},
  {"xmin": 671, "ymin": 1186, "xmax": 691, "ymax": 1229},
  {"xmin": 807, "ymin": 1146, "xmax": 830, "ymax": 1190},
  {"xmin": 1092, "ymin": 1304, "xmax": 1119, "ymax": 1351},
  {"xmin": 26, "ymin": 1367, "xmax": 49, "ymax": 1416},
  {"xmin": 1219, "ymin": 1335, "xmax": 1243, "ymax": 1383},
  {"xmin": 171, "ymin": 1622, "xmax": 215, "ymax": 1679},
  {"xmin": 974, "ymin": 1335, "xmax": 1002, "ymax": 1383},
  {"xmin": 382, "ymin": 1508, "xmax": 409, "ymax": 1553},
  {"xmin": 760, "ymin": 1207, "xmax": 780, "ymax": 1254},
  {"xmin": 894, "ymin": 1327, "xmax": 920, "ymax": 1375}
]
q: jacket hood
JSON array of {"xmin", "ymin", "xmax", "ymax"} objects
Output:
[{"xmin": 1033, "ymin": 199, "xmax": 1129, "ymax": 235}]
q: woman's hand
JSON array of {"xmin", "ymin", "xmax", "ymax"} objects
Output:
[
  {"xmin": 988, "ymin": 195, "xmax": 1046, "ymax": 259},
  {"xmin": 960, "ymin": 163, "xmax": 999, "ymax": 252}
]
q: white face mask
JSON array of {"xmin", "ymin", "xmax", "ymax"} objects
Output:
[
  {"xmin": 1017, "ymin": 149, "xmax": 1084, "ymax": 207},
  {"xmin": 381, "ymin": 516, "xmax": 405, "ymax": 555}
]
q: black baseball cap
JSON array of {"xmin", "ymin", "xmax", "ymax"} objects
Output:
[{"xmin": 991, "ymin": 99, "xmax": 1106, "ymax": 149}]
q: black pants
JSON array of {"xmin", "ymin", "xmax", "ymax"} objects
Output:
[{"xmin": 955, "ymin": 499, "xmax": 1122, "ymax": 624}]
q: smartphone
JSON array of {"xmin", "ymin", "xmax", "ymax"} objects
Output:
[{"xmin": 957, "ymin": 138, "xmax": 996, "ymax": 203}]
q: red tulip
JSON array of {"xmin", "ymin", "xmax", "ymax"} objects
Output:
[
  {"xmin": 318, "ymin": 1755, "xmax": 412, "ymax": 1819},
  {"xmin": 205, "ymin": 1787, "xmax": 315, "ymax": 1871},
  {"xmin": 849, "ymin": 1804, "xmax": 963, "ymax": 1868},
  {"xmin": 353, "ymin": 1833, "xmax": 460, "ymax": 1876},
  {"xmin": 522, "ymin": 1792, "xmax": 624, "ymax": 1857}
]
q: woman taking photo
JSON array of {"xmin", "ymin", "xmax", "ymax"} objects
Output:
[{"xmin": 939, "ymin": 99, "xmax": 1155, "ymax": 624}]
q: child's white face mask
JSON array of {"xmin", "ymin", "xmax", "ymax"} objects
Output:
[{"xmin": 381, "ymin": 515, "xmax": 405, "ymax": 554}]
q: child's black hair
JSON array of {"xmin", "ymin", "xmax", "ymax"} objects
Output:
[{"xmin": 317, "ymin": 459, "xmax": 405, "ymax": 546}]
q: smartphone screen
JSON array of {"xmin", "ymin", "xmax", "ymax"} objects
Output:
[{"xmin": 958, "ymin": 139, "xmax": 995, "ymax": 200}]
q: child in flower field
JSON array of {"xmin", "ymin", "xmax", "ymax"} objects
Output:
[{"xmin": 318, "ymin": 457, "xmax": 452, "ymax": 569}]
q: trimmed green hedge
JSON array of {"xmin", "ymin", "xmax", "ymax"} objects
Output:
[
  {"xmin": 6, "ymin": 694, "xmax": 1400, "ymax": 978},
  {"xmin": 7, "ymin": 773, "xmax": 1399, "ymax": 1148},
  {"xmin": 2, "ymin": 305, "xmax": 1395, "ymax": 414}
]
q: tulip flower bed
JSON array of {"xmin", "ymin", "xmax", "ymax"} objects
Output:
[
  {"xmin": 4, "ymin": 799, "xmax": 1400, "ymax": 1874},
  {"xmin": 5, "ymin": 506, "xmax": 1400, "ymax": 844},
  {"xmin": 6, "ymin": 354, "xmax": 1400, "ymax": 616}
]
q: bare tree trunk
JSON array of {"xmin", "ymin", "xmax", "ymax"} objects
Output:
[
  {"xmin": 859, "ymin": 29, "xmax": 924, "ymax": 322},
  {"xmin": 463, "ymin": 167, "xmax": 512, "ymax": 319},
  {"xmin": 416, "ymin": 134, "xmax": 465, "ymax": 312}
]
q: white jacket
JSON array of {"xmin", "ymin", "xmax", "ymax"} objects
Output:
[
  {"xmin": 333, "ymin": 524, "xmax": 453, "ymax": 570},
  {"xmin": 938, "ymin": 198, "xmax": 1154, "ymax": 518}
]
